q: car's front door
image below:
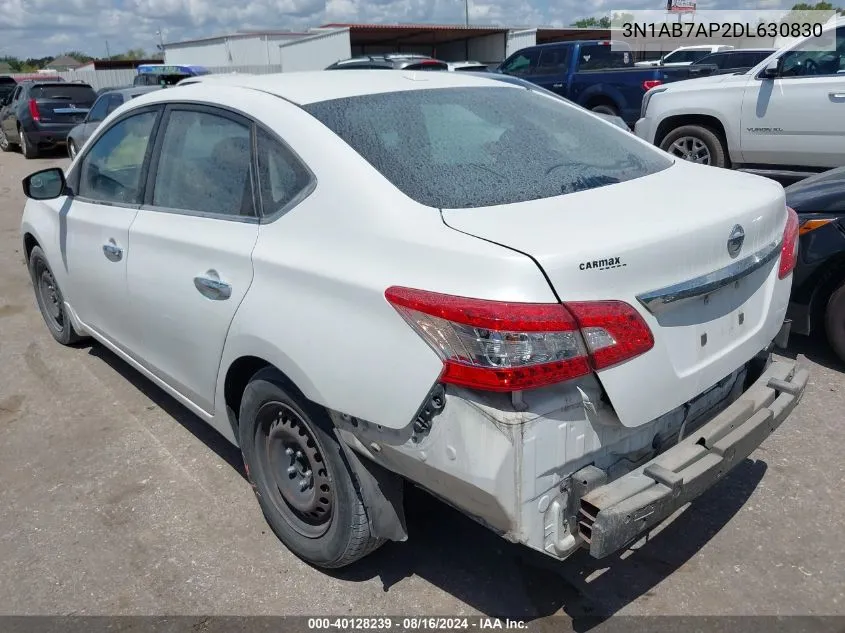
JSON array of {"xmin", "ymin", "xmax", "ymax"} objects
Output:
[
  {"xmin": 125, "ymin": 105, "xmax": 261, "ymax": 413},
  {"xmin": 740, "ymin": 26, "xmax": 845, "ymax": 168},
  {"xmin": 62, "ymin": 106, "xmax": 161, "ymax": 344},
  {"xmin": 523, "ymin": 46, "xmax": 570, "ymax": 96},
  {"xmin": 78, "ymin": 94, "xmax": 111, "ymax": 145}
]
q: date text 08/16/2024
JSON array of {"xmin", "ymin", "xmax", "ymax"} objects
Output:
[{"xmin": 307, "ymin": 618, "xmax": 528, "ymax": 630}]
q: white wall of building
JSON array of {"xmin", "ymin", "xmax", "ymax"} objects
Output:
[
  {"xmin": 506, "ymin": 29, "xmax": 537, "ymax": 58},
  {"xmin": 435, "ymin": 32, "xmax": 507, "ymax": 63},
  {"xmin": 278, "ymin": 29, "xmax": 351, "ymax": 71}
]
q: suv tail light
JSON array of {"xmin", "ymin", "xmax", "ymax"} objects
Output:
[
  {"xmin": 28, "ymin": 99, "xmax": 41, "ymax": 122},
  {"xmin": 643, "ymin": 79, "xmax": 663, "ymax": 91},
  {"xmin": 778, "ymin": 206, "xmax": 799, "ymax": 279},
  {"xmin": 385, "ymin": 287, "xmax": 654, "ymax": 392}
]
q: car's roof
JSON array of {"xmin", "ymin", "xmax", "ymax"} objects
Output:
[{"xmin": 158, "ymin": 70, "xmax": 518, "ymax": 105}]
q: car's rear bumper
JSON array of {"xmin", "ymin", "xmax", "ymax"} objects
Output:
[
  {"xmin": 26, "ymin": 124, "xmax": 75, "ymax": 146},
  {"xmin": 578, "ymin": 354, "xmax": 809, "ymax": 558}
]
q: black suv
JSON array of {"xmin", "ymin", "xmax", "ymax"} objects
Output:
[
  {"xmin": 0, "ymin": 80, "xmax": 96, "ymax": 158},
  {"xmin": 0, "ymin": 76, "xmax": 16, "ymax": 104},
  {"xmin": 325, "ymin": 54, "xmax": 449, "ymax": 70}
]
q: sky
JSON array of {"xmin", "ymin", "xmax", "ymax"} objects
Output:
[{"xmin": 0, "ymin": 0, "xmax": 802, "ymax": 59}]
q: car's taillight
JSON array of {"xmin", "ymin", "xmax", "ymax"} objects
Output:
[
  {"xmin": 778, "ymin": 206, "xmax": 799, "ymax": 279},
  {"xmin": 384, "ymin": 287, "xmax": 654, "ymax": 392},
  {"xmin": 28, "ymin": 99, "xmax": 40, "ymax": 122},
  {"xmin": 643, "ymin": 79, "xmax": 663, "ymax": 91}
]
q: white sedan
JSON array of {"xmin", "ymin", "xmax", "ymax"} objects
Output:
[{"xmin": 20, "ymin": 70, "xmax": 808, "ymax": 568}]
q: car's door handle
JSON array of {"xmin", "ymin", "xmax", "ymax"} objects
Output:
[
  {"xmin": 829, "ymin": 92, "xmax": 845, "ymax": 99},
  {"xmin": 193, "ymin": 270, "xmax": 231, "ymax": 301},
  {"xmin": 553, "ymin": 83, "xmax": 563, "ymax": 88},
  {"xmin": 102, "ymin": 239, "xmax": 123, "ymax": 262}
]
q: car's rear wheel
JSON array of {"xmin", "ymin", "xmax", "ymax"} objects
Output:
[
  {"xmin": 28, "ymin": 246, "xmax": 82, "ymax": 346},
  {"xmin": 824, "ymin": 280, "xmax": 845, "ymax": 365},
  {"xmin": 660, "ymin": 125, "xmax": 727, "ymax": 168},
  {"xmin": 20, "ymin": 127, "xmax": 39, "ymax": 159},
  {"xmin": 591, "ymin": 104, "xmax": 618, "ymax": 117},
  {"xmin": 239, "ymin": 368, "xmax": 383, "ymax": 568}
]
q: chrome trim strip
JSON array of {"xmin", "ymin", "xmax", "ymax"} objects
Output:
[{"xmin": 637, "ymin": 239, "xmax": 782, "ymax": 315}]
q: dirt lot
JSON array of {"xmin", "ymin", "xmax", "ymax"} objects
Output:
[{"xmin": 0, "ymin": 148, "xmax": 843, "ymax": 622}]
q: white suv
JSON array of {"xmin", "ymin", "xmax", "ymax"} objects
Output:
[
  {"xmin": 636, "ymin": 19, "xmax": 845, "ymax": 174},
  {"xmin": 20, "ymin": 71, "xmax": 807, "ymax": 568},
  {"xmin": 635, "ymin": 44, "xmax": 734, "ymax": 67}
]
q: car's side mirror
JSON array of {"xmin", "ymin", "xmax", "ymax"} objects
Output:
[
  {"xmin": 22, "ymin": 168, "xmax": 67, "ymax": 200},
  {"xmin": 761, "ymin": 57, "xmax": 782, "ymax": 79}
]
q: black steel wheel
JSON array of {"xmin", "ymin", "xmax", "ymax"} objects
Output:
[
  {"xmin": 28, "ymin": 245, "xmax": 81, "ymax": 345},
  {"xmin": 20, "ymin": 127, "xmax": 39, "ymax": 159},
  {"xmin": 825, "ymin": 280, "xmax": 845, "ymax": 365},
  {"xmin": 256, "ymin": 401, "xmax": 334, "ymax": 537},
  {"xmin": 239, "ymin": 368, "xmax": 383, "ymax": 568}
]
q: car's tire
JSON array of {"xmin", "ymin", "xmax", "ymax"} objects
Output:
[
  {"xmin": 591, "ymin": 104, "xmax": 619, "ymax": 117},
  {"xmin": 239, "ymin": 368, "xmax": 383, "ymax": 569},
  {"xmin": 0, "ymin": 127, "xmax": 15, "ymax": 152},
  {"xmin": 28, "ymin": 245, "xmax": 82, "ymax": 346},
  {"xmin": 659, "ymin": 124, "xmax": 727, "ymax": 168},
  {"xmin": 824, "ymin": 280, "xmax": 845, "ymax": 365},
  {"xmin": 20, "ymin": 127, "xmax": 39, "ymax": 159},
  {"xmin": 67, "ymin": 139, "xmax": 77, "ymax": 160}
]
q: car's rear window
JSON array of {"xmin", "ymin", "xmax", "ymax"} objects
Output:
[
  {"xmin": 304, "ymin": 86, "xmax": 671, "ymax": 209},
  {"xmin": 31, "ymin": 84, "xmax": 95, "ymax": 101}
]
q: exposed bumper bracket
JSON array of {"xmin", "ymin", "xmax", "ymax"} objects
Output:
[{"xmin": 578, "ymin": 356, "xmax": 809, "ymax": 559}]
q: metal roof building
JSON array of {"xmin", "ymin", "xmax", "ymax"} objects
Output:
[{"xmin": 162, "ymin": 23, "xmax": 618, "ymax": 71}]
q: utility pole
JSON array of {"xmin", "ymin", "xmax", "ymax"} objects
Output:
[
  {"xmin": 105, "ymin": 40, "xmax": 111, "ymax": 59},
  {"xmin": 156, "ymin": 28, "xmax": 165, "ymax": 52},
  {"xmin": 465, "ymin": 0, "xmax": 470, "ymax": 26}
]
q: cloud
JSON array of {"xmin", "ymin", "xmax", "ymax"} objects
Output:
[{"xmin": 0, "ymin": 0, "xmax": 799, "ymax": 58}]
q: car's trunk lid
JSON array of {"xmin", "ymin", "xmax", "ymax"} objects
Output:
[
  {"xmin": 31, "ymin": 84, "xmax": 94, "ymax": 124},
  {"xmin": 441, "ymin": 161, "xmax": 790, "ymax": 427}
]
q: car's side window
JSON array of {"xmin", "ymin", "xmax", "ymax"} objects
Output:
[
  {"xmin": 536, "ymin": 47, "xmax": 569, "ymax": 73},
  {"xmin": 255, "ymin": 128, "xmax": 312, "ymax": 218},
  {"xmin": 780, "ymin": 26, "xmax": 845, "ymax": 77},
  {"xmin": 87, "ymin": 95, "xmax": 111, "ymax": 123},
  {"xmin": 500, "ymin": 49, "xmax": 540, "ymax": 76},
  {"xmin": 78, "ymin": 110, "xmax": 158, "ymax": 205},
  {"xmin": 10, "ymin": 86, "xmax": 21, "ymax": 103},
  {"xmin": 106, "ymin": 94, "xmax": 124, "ymax": 115},
  {"xmin": 151, "ymin": 108, "xmax": 255, "ymax": 218}
]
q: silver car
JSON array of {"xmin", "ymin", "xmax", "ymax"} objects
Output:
[{"xmin": 66, "ymin": 86, "xmax": 162, "ymax": 159}]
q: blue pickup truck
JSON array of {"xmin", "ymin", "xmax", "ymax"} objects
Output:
[{"xmin": 496, "ymin": 40, "xmax": 713, "ymax": 127}]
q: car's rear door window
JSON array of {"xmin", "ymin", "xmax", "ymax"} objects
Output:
[
  {"xmin": 151, "ymin": 108, "xmax": 255, "ymax": 218},
  {"xmin": 577, "ymin": 44, "xmax": 632, "ymax": 70},
  {"xmin": 304, "ymin": 86, "xmax": 671, "ymax": 209}
]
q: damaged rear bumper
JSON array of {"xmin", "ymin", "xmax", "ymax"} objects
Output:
[{"xmin": 578, "ymin": 356, "xmax": 809, "ymax": 558}]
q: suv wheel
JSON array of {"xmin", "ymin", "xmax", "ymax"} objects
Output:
[
  {"xmin": 660, "ymin": 124, "xmax": 727, "ymax": 168},
  {"xmin": 239, "ymin": 368, "xmax": 384, "ymax": 568},
  {"xmin": 20, "ymin": 127, "xmax": 39, "ymax": 159}
]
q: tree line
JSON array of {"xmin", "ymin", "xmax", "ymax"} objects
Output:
[{"xmin": 1, "ymin": 48, "xmax": 162, "ymax": 73}]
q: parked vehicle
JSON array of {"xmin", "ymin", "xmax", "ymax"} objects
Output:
[
  {"xmin": 689, "ymin": 49, "xmax": 777, "ymax": 76},
  {"xmin": 66, "ymin": 86, "xmax": 162, "ymax": 159},
  {"xmin": 446, "ymin": 61, "xmax": 491, "ymax": 72},
  {"xmin": 496, "ymin": 40, "xmax": 716, "ymax": 126},
  {"xmin": 20, "ymin": 71, "xmax": 806, "ymax": 570},
  {"xmin": 133, "ymin": 64, "xmax": 211, "ymax": 87},
  {"xmin": 0, "ymin": 76, "xmax": 17, "ymax": 103},
  {"xmin": 0, "ymin": 80, "xmax": 95, "ymax": 158},
  {"xmin": 479, "ymin": 72, "xmax": 631, "ymax": 130},
  {"xmin": 636, "ymin": 19, "xmax": 845, "ymax": 174},
  {"xmin": 326, "ymin": 54, "xmax": 449, "ymax": 70},
  {"xmin": 635, "ymin": 45, "xmax": 734, "ymax": 67},
  {"xmin": 782, "ymin": 167, "xmax": 845, "ymax": 362}
]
